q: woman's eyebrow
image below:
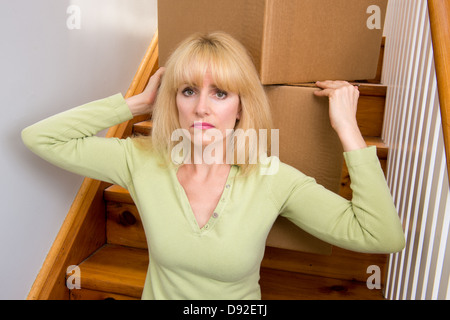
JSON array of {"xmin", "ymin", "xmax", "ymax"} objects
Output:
[
  {"xmin": 210, "ymin": 84, "xmax": 227, "ymax": 91},
  {"xmin": 180, "ymin": 83, "xmax": 224, "ymax": 91},
  {"xmin": 179, "ymin": 82, "xmax": 197, "ymax": 89}
]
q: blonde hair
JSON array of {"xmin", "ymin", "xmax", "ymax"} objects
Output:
[{"xmin": 148, "ymin": 32, "xmax": 273, "ymax": 176}]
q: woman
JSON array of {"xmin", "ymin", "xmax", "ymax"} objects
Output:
[{"xmin": 22, "ymin": 32, "xmax": 405, "ymax": 300}]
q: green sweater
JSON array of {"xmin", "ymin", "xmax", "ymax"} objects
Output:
[{"xmin": 22, "ymin": 93, "xmax": 405, "ymax": 300}]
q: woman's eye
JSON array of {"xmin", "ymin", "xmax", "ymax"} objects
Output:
[
  {"xmin": 215, "ymin": 90, "xmax": 227, "ymax": 99},
  {"xmin": 182, "ymin": 88, "xmax": 195, "ymax": 96}
]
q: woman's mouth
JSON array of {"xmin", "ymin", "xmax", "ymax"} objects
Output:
[{"xmin": 192, "ymin": 122, "xmax": 215, "ymax": 130}]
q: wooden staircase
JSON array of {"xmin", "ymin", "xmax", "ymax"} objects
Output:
[{"xmin": 28, "ymin": 32, "xmax": 391, "ymax": 300}]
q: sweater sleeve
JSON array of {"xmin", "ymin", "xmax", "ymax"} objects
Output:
[
  {"xmin": 272, "ymin": 146, "xmax": 405, "ymax": 254},
  {"xmin": 21, "ymin": 93, "xmax": 135, "ymax": 188}
]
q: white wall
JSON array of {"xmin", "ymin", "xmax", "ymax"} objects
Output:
[
  {"xmin": 0, "ymin": 0, "xmax": 157, "ymax": 299},
  {"xmin": 382, "ymin": 0, "xmax": 450, "ymax": 299}
]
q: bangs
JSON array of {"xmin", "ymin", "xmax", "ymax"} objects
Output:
[{"xmin": 169, "ymin": 38, "xmax": 246, "ymax": 95}]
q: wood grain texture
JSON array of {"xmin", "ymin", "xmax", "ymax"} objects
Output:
[
  {"xmin": 106, "ymin": 202, "xmax": 147, "ymax": 249},
  {"xmin": 428, "ymin": 0, "xmax": 450, "ymax": 184},
  {"xmin": 76, "ymin": 245, "xmax": 148, "ymax": 298},
  {"xmin": 260, "ymin": 268, "xmax": 385, "ymax": 300}
]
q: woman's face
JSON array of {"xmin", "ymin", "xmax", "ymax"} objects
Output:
[{"xmin": 176, "ymin": 69, "xmax": 241, "ymax": 148}]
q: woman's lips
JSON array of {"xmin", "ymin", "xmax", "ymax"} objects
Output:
[{"xmin": 192, "ymin": 122, "xmax": 215, "ymax": 130}]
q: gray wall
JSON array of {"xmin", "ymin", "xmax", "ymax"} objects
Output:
[{"xmin": 0, "ymin": 0, "xmax": 157, "ymax": 299}]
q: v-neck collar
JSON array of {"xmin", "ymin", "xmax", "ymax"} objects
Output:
[{"xmin": 172, "ymin": 165, "xmax": 238, "ymax": 235}]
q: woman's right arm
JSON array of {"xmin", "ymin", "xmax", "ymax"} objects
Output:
[
  {"xmin": 22, "ymin": 93, "xmax": 136, "ymax": 187},
  {"xmin": 21, "ymin": 68, "xmax": 165, "ymax": 187}
]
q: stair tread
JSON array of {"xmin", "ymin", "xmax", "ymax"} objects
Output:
[
  {"xmin": 77, "ymin": 244, "xmax": 148, "ymax": 298},
  {"xmin": 354, "ymin": 83, "xmax": 387, "ymax": 97},
  {"xmin": 75, "ymin": 244, "xmax": 383, "ymax": 300},
  {"xmin": 365, "ymin": 136, "xmax": 388, "ymax": 159},
  {"xmin": 260, "ymin": 268, "xmax": 385, "ymax": 300}
]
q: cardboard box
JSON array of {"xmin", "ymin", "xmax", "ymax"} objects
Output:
[
  {"xmin": 158, "ymin": 0, "xmax": 388, "ymax": 84},
  {"xmin": 264, "ymin": 85, "xmax": 344, "ymax": 254}
]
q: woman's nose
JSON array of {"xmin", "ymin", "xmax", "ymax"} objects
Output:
[{"xmin": 194, "ymin": 92, "xmax": 211, "ymax": 117}]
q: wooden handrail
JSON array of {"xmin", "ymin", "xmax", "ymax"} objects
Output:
[
  {"xmin": 428, "ymin": 1, "xmax": 450, "ymax": 183},
  {"xmin": 27, "ymin": 31, "xmax": 159, "ymax": 300}
]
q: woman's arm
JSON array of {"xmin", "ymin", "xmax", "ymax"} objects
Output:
[
  {"xmin": 273, "ymin": 81, "xmax": 405, "ymax": 254},
  {"xmin": 21, "ymin": 94, "xmax": 135, "ymax": 187},
  {"xmin": 274, "ymin": 148, "xmax": 405, "ymax": 254},
  {"xmin": 21, "ymin": 68, "xmax": 165, "ymax": 187}
]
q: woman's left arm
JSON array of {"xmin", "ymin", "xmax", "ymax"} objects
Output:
[
  {"xmin": 274, "ymin": 81, "xmax": 405, "ymax": 254},
  {"xmin": 276, "ymin": 146, "xmax": 405, "ymax": 254}
]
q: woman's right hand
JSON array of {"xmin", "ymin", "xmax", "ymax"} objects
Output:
[{"xmin": 126, "ymin": 67, "xmax": 165, "ymax": 117}]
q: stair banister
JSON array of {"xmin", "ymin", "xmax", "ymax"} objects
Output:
[{"xmin": 428, "ymin": 0, "xmax": 450, "ymax": 183}]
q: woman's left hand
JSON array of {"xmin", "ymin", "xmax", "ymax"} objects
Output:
[{"xmin": 314, "ymin": 80, "xmax": 367, "ymax": 152}]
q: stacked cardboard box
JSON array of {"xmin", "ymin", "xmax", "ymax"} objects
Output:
[
  {"xmin": 158, "ymin": 0, "xmax": 388, "ymax": 254},
  {"xmin": 158, "ymin": 0, "xmax": 387, "ymax": 84}
]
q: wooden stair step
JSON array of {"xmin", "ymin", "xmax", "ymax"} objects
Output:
[
  {"xmin": 106, "ymin": 200, "xmax": 147, "ymax": 249},
  {"xmin": 260, "ymin": 268, "xmax": 385, "ymax": 300},
  {"xmin": 71, "ymin": 244, "xmax": 384, "ymax": 300},
  {"xmin": 355, "ymin": 83, "xmax": 387, "ymax": 97},
  {"xmin": 262, "ymin": 246, "xmax": 388, "ymax": 284},
  {"xmin": 74, "ymin": 244, "xmax": 148, "ymax": 299},
  {"xmin": 365, "ymin": 136, "xmax": 388, "ymax": 159}
]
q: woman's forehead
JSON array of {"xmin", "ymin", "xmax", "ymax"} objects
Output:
[{"xmin": 174, "ymin": 58, "xmax": 241, "ymax": 93}]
